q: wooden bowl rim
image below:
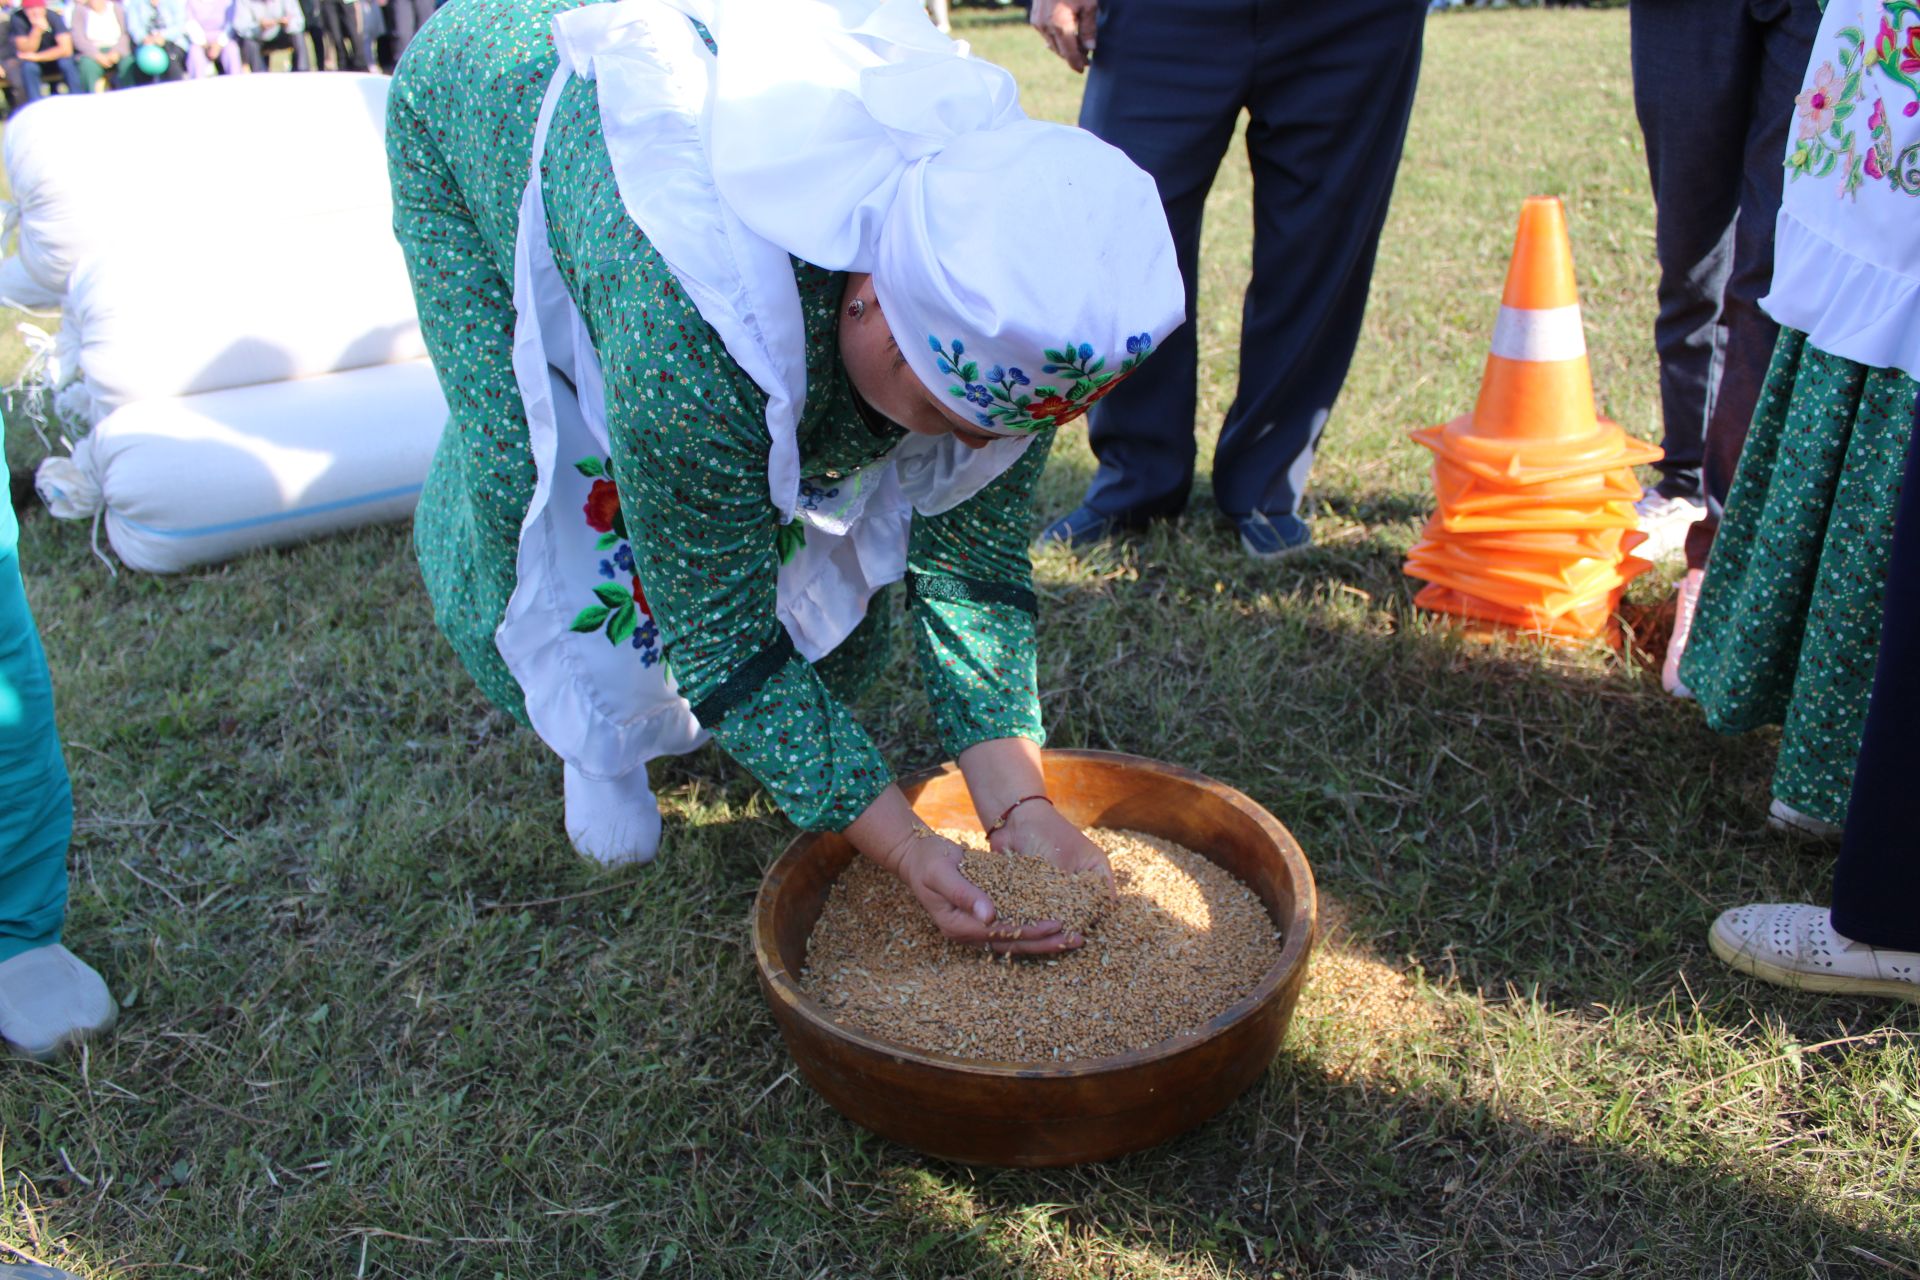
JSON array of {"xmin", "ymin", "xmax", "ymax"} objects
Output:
[{"xmin": 751, "ymin": 748, "xmax": 1318, "ymax": 1081}]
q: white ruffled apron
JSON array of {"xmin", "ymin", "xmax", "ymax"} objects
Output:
[
  {"xmin": 1760, "ymin": 0, "xmax": 1920, "ymax": 380},
  {"xmin": 496, "ymin": 0, "xmax": 1031, "ymax": 792}
]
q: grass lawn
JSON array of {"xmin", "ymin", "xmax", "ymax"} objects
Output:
[{"xmin": 4, "ymin": 7, "xmax": 1918, "ymax": 1278}]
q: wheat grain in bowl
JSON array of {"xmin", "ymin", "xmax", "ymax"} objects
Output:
[{"xmin": 801, "ymin": 828, "xmax": 1283, "ymax": 1062}]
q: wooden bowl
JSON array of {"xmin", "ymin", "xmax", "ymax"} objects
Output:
[{"xmin": 751, "ymin": 749, "xmax": 1317, "ymax": 1167}]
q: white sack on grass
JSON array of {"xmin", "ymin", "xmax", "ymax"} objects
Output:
[
  {"xmin": 57, "ymin": 211, "xmax": 427, "ymax": 424},
  {"xmin": 35, "ymin": 360, "xmax": 446, "ymax": 574},
  {"xmin": 4, "ymin": 73, "xmax": 393, "ymax": 297}
]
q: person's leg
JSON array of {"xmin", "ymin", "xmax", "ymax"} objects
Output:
[
  {"xmin": 14, "ymin": 60, "xmax": 44, "ymax": 105},
  {"xmin": 0, "ymin": 430, "xmax": 115, "ymax": 1060},
  {"xmin": 301, "ymin": 0, "xmax": 330, "ymax": 68},
  {"xmin": 1830, "ymin": 388, "xmax": 1920, "ymax": 951},
  {"xmin": 286, "ymin": 28, "xmax": 310, "ymax": 70},
  {"xmin": 239, "ymin": 35, "xmax": 264, "ymax": 71},
  {"xmin": 1710, "ymin": 387, "xmax": 1920, "ymax": 1001},
  {"xmin": 1629, "ymin": 0, "xmax": 1756, "ymax": 503},
  {"xmin": 1068, "ymin": 0, "xmax": 1252, "ymax": 528},
  {"xmin": 74, "ymin": 54, "xmax": 102, "ymax": 91},
  {"xmin": 184, "ymin": 42, "xmax": 209, "ymax": 77},
  {"xmin": 0, "ymin": 556, "xmax": 70, "ymax": 967},
  {"xmin": 387, "ymin": 0, "xmax": 431, "ymax": 65},
  {"xmin": 340, "ymin": 0, "xmax": 368, "ymax": 70},
  {"xmin": 365, "ymin": 0, "xmax": 388, "ymax": 71},
  {"xmin": 1212, "ymin": 0, "xmax": 1424, "ymax": 536},
  {"xmin": 1681, "ymin": 0, "xmax": 1821, "ymax": 570},
  {"xmin": 53, "ymin": 55, "xmax": 83, "ymax": 94}
]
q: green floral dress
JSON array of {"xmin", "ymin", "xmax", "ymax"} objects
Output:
[
  {"xmin": 388, "ymin": 0, "xmax": 1050, "ymax": 833},
  {"xmin": 1680, "ymin": 329, "xmax": 1917, "ymax": 826}
]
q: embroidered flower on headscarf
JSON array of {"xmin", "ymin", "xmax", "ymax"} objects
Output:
[
  {"xmin": 1796, "ymin": 62, "xmax": 1840, "ymax": 138},
  {"xmin": 935, "ymin": 333, "xmax": 1156, "ymax": 433},
  {"xmin": 1866, "ymin": 145, "xmax": 1886, "ymax": 180},
  {"xmin": 583, "ymin": 478, "xmax": 623, "ymax": 533},
  {"xmin": 1903, "ymin": 24, "xmax": 1920, "ymax": 87}
]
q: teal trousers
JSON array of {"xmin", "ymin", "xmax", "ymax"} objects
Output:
[{"xmin": 0, "ymin": 426, "xmax": 71, "ymax": 964}]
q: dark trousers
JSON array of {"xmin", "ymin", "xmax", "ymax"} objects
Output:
[
  {"xmin": 312, "ymin": 0, "xmax": 367, "ymax": 70},
  {"xmin": 1630, "ymin": 0, "xmax": 1818, "ymax": 569},
  {"xmin": 240, "ymin": 28, "xmax": 313, "ymax": 71},
  {"xmin": 1074, "ymin": 0, "xmax": 1425, "ymax": 524},
  {"xmin": 298, "ymin": 0, "xmax": 326, "ymax": 68},
  {"xmin": 381, "ymin": 0, "xmax": 432, "ymax": 67},
  {"xmin": 16, "ymin": 56, "xmax": 84, "ymax": 104},
  {"xmin": 1830, "ymin": 388, "xmax": 1920, "ymax": 953}
]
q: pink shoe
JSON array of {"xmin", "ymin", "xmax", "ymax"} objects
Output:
[{"xmin": 1662, "ymin": 569, "xmax": 1702, "ymax": 699}]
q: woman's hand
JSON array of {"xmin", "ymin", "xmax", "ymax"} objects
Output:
[
  {"xmin": 845, "ymin": 783, "xmax": 1080, "ymax": 955},
  {"xmin": 990, "ymin": 798, "xmax": 1114, "ymax": 890},
  {"xmin": 957, "ymin": 737, "xmax": 1114, "ymax": 889},
  {"xmin": 885, "ymin": 827, "xmax": 1081, "ymax": 956}
]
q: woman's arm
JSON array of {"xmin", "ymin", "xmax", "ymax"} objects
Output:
[
  {"xmin": 905, "ymin": 427, "xmax": 1113, "ymax": 885},
  {"xmin": 71, "ymin": 14, "xmax": 99, "ymax": 62}
]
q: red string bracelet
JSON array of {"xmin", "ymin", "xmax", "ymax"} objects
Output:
[{"xmin": 987, "ymin": 793, "xmax": 1051, "ymax": 834}]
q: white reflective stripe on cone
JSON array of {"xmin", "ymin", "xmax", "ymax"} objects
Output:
[{"xmin": 1488, "ymin": 303, "xmax": 1586, "ymax": 363}]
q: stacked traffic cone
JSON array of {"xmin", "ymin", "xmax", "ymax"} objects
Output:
[{"xmin": 1405, "ymin": 196, "xmax": 1662, "ymax": 644}]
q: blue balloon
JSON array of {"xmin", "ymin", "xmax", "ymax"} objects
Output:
[{"xmin": 134, "ymin": 44, "xmax": 167, "ymax": 76}]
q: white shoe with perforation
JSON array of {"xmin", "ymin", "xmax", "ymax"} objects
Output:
[{"xmin": 1710, "ymin": 904, "xmax": 1920, "ymax": 1003}]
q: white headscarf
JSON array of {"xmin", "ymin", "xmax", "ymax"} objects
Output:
[{"xmin": 697, "ymin": 0, "xmax": 1184, "ymax": 437}]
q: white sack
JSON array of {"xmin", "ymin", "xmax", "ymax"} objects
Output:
[
  {"xmin": 35, "ymin": 360, "xmax": 446, "ymax": 574},
  {"xmin": 5, "ymin": 74, "xmax": 392, "ymax": 297},
  {"xmin": 0, "ymin": 254, "xmax": 60, "ymax": 311},
  {"xmin": 58, "ymin": 211, "xmax": 427, "ymax": 423}
]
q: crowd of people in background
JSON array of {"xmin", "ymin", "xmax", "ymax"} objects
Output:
[{"xmin": 1, "ymin": 0, "xmax": 440, "ymax": 109}]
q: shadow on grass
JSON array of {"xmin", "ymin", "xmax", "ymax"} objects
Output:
[
  {"xmin": 1016, "ymin": 523, "xmax": 1839, "ymax": 1037},
  {"xmin": 879, "ymin": 1049, "xmax": 1918, "ymax": 1277}
]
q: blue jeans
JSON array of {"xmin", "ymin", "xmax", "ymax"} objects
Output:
[{"xmin": 16, "ymin": 55, "xmax": 84, "ymax": 104}]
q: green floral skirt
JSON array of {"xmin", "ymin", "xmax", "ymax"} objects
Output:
[{"xmin": 1680, "ymin": 329, "xmax": 1917, "ymax": 827}]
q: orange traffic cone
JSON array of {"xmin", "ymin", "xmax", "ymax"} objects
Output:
[{"xmin": 1405, "ymin": 196, "xmax": 1661, "ymax": 644}]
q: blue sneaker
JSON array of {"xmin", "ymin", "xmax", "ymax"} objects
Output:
[
  {"xmin": 1038, "ymin": 504, "xmax": 1129, "ymax": 550},
  {"xmin": 1234, "ymin": 511, "xmax": 1312, "ymax": 560}
]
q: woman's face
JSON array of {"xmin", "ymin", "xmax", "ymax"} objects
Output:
[{"xmin": 838, "ymin": 273, "xmax": 999, "ymax": 451}]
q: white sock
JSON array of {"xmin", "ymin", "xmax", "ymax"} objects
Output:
[{"xmin": 564, "ymin": 763, "xmax": 662, "ymax": 866}]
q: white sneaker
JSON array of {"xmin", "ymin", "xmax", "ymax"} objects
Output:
[
  {"xmin": 0, "ymin": 945, "xmax": 116, "ymax": 1062},
  {"xmin": 1710, "ymin": 903, "xmax": 1920, "ymax": 1003},
  {"xmin": 564, "ymin": 763, "xmax": 662, "ymax": 866},
  {"xmin": 1662, "ymin": 568, "xmax": 1702, "ymax": 699},
  {"xmin": 1635, "ymin": 492, "xmax": 1706, "ymax": 562},
  {"xmin": 1767, "ymin": 797, "xmax": 1844, "ymax": 842}
]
